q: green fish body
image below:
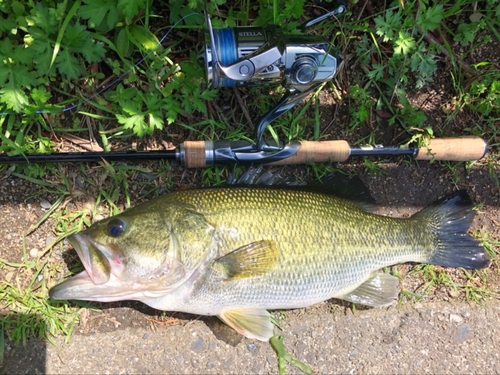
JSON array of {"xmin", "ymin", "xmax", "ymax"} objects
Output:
[{"xmin": 50, "ymin": 187, "xmax": 489, "ymax": 341}]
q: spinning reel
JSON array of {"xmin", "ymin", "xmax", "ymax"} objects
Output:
[{"xmin": 198, "ymin": 1, "xmax": 346, "ymax": 156}]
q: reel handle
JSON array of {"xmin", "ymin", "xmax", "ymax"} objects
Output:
[{"xmin": 300, "ymin": 1, "xmax": 347, "ymax": 30}]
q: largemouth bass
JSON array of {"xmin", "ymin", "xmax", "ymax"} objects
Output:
[{"xmin": 50, "ymin": 187, "xmax": 489, "ymax": 341}]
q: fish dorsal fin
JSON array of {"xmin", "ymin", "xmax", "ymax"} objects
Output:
[
  {"xmin": 308, "ymin": 173, "xmax": 377, "ymax": 213},
  {"xmin": 340, "ymin": 273, "xmax": 400, "ymax": 307},
  {"xmin": 218, "ymin": 308, "xmax": 274, "ymax": 341},
  {"xmin": 216, "ymin": 240, "xmax": 279, "ymax": 280}
]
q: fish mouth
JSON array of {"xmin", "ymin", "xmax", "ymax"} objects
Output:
[
  {"xmin": 69, "ymin": 233, "xmax": 112, "ymax": 285},
  {"xmin": 49, "ymin": 233, "xmax": 135, "ymax": 302},
  {"xmin": 49, "ymin": 233, "xmax": 188, "ymax": 302},
  {"xmin": 48, "ymin": 269, "xmax": 140, "ymax": 302}
]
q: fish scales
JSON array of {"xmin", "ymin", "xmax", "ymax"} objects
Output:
[
  {"xmin": 173, "ymin": 187, "xmax": 432, "ymax": 260},
  {"xmin": 163, "ymin": 187, "xmax": 431, "ymax": 307},
  {"xmin": 49, "ymin": 186, "xmax": 489, "ymax": 341}
]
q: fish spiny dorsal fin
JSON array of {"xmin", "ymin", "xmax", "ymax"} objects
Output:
[
  {"xmin": 308, "ymin": 173, "xmax": 377, "ymax": 213},
  {"xmin": 215, "ymin": 240, "xmax": 280, "ymax": 280},
  {"xmin": 339, "ymin": 273, "xmax": 400, "ymax": 307},
  {"xmin": 218, "ymin": 308, "xmax": 274, "ymax": 341}
]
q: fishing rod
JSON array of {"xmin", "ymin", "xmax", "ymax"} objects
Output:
[
  {"xmin": 0, "ymin": 2, "xmax": 488, "ymax": 168},
  {"xmin": 0, "ymin": 136, "xmax": 487, "ymax": 168}
]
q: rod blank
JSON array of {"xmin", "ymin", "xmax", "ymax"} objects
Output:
[{"xmin": 0, "ymin": 136, "xmax": 487, "ymax": 167}]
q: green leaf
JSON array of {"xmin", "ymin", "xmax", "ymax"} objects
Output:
[
  {"xmin": 11, "ymin": 0, "xmax": 26, "ymax": 19},
  {"xmin": 374, "ymin": 10, "xmax": 401, "ymax": 42},
  {"xmin": 200, "ymin": 88, "xmax": 217, "ymax": 101},
  {"xmin": 454, "ymin": 21, "xmax": 484, "ymax": 46},
  {"xmin": 147, "ymin": 111, "xmax": 163, "ymax": 131},
  {"xmin": 115, "ymin": 28, "xmax": 131, "ymax": 57},
  {"xmin": 0, "ymin": 85, "xmax": 29, "ymax": 112},
  {"xmin": 79, "ymin": 0, "xmax": 119, "ymax": 31},
  {"xmin": 394, "ymin": 31, "xmax": 415, "ymax": 55},
  {"xmin": 62, "ymin": 23, "xmax": 88, "ymax": 49},
  {"xmin": 30, "ymin": 87, "xmax": 52, "ymax": 104},
  {"xmin": 162, "ymin": 97, "xmax": 183, "ymax": 125},
  {"xmin": 166, "ymin": 1, "xmax": 204, "ymax": 25},
  {"xmin": 56, "ymin": 49, "xmax": 82, "ymax": 80},
  {"xmin": 80, "ymin": 39, "xmax": 106, "ymax": 63},
  {"xmin": 116, "ymin": 114, "xmax": 148, "ymax": 137},
  {"xmin": 417, "ymin": 55, "xmax": 436, "ymax": 77},
  {"xmin": 33, "ymin": 49, "xmax": 53, "ymax": 76},
  {"xmin": 409, "ymin": 43, "xmax": 437, "ymax": 86},
  {"xmin": 418, "ymin": 5, "xmax": 444, "ymax": 34},
  {"xmin": 187, "ymin": 0, "xmax": 200, "ymax": 9},
  {"xmin": 368, "ymin": 63, "xmax": 385, "ymax": 81},
  {"xmin": 0, "ymin": 60, "xmax": 38, "ymax": 88},
  {"xmin": 28, "ymin": 2, "xmax": 58, "ymax": 33},
  {"xmin": 0, "ymin": 51, "xmax": 39, "ymax": 112},
  {"xmin": 284, "ymin": 0, "xmax": 304, "ymax": 19},
  {"xmin": 127, "ymin": 24, "xmax": 161, "ymax": 52},
  {"xmin": 117, "ymin": 0, "xmax": 146, "ymax": 22},
  {"xmin": 0, "ymin": 18, "xmax": 17, "ymax": 33}
]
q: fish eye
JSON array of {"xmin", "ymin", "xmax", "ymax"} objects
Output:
[{"xmin": 107, "ymin": 218, "xmax": 126, "ymax": 237}]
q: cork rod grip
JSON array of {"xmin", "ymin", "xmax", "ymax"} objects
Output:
[
  {"xmin": 183, "ymin": 141, "xmax": 207, "ymax": 168},
  {"xmin": 415, "ymin": 136, "xmax": 487, "ymax": 161},
  {"xmin": 270, "ymin": 140, "xmax": 350, "ymax": 165}
]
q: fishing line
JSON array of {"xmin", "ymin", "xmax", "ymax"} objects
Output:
[{"xmin": 0, "ymin": 12, "xmax": 199, "ymax": 117}]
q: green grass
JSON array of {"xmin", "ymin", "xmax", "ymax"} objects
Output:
[
  {"xmin": 393, "ymin": 223, "xmax": 499, "ymax": 308},
  {"xmin": 1, "ymin": 0, "xmax": 498, "ymax": 170},
  {"xmin": 0, "ymin": 245, "xmax": 85, "ymax": 345},
  {"xmin": 0, "ymin": 160, "xmax": 164, "ymax": 345},
  {"xmin": 270, "ymin": 334, "xmax": 313, "ymax": 375}
]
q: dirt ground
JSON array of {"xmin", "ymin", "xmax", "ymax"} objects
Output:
[
  {"xmin": 5, "ymin": 300, "xmax": 500, "ymax": 374},
  {"xmin": 1, "ymin": 1, "xmax": 500, "ymax": 374},
  {"xmin": 1, "ymin": 158, "xmax": 499, "ymax": 374}
]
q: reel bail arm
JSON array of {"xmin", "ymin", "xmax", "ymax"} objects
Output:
[{"xmin": 255, "ymin": 85, "xmax": 322, "ymax": 150}]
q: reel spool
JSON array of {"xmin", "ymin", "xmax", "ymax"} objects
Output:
[
  {"xmin": 203, "ymin": 26, "xmax": 282, "ymax": 88},
  {"xmin": 202, "ymin": 25, "xmax": 341, "ymax": 92}
]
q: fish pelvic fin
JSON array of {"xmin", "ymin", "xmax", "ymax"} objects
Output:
[
  {"xmin": 218, "ymin": 308, "xmax": 274, "ymax": 341},
  {"xmin": 215, "ymin": 240, "xmax": 279, "ymax": 280},
  {"xmin": 416, "ymin": 190, "xmax": 490, "ymax": 269},
  {"xmin": 339, "ymin": 273, "xmax": 399, "ymax": 307}
]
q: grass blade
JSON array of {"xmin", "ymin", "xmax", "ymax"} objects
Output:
[{"xmin": 50, "ymin": 0, "xmax": 82, "ymax": 68}]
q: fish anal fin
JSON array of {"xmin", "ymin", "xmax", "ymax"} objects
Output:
[
  {"xmin": 216, "ymin": 240, "xmax": 279, "ymax": 280},
  {"xmin": 340, "ymin": 273, "xmax": 400, "ymax": 307},
  {"xmin": 218, "ymin": 308, "xmax": 273, "ymax": 341}
]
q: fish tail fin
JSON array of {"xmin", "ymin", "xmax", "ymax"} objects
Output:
[{"xmin": 415, "ymin": 190, "xmax": 489, "ymax": 269}]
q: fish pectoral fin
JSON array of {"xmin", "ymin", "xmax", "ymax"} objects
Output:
[
  {"xmin": 340, "ymin": 273, "xmax": 400, "ymax": 307},
  {"xmin": 215, "ymin": 240, "xmax": 279, "ymax": 280},
  {"xmin": 218, "ymin": 308, "xmax": 274, "ymax": 341}
]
